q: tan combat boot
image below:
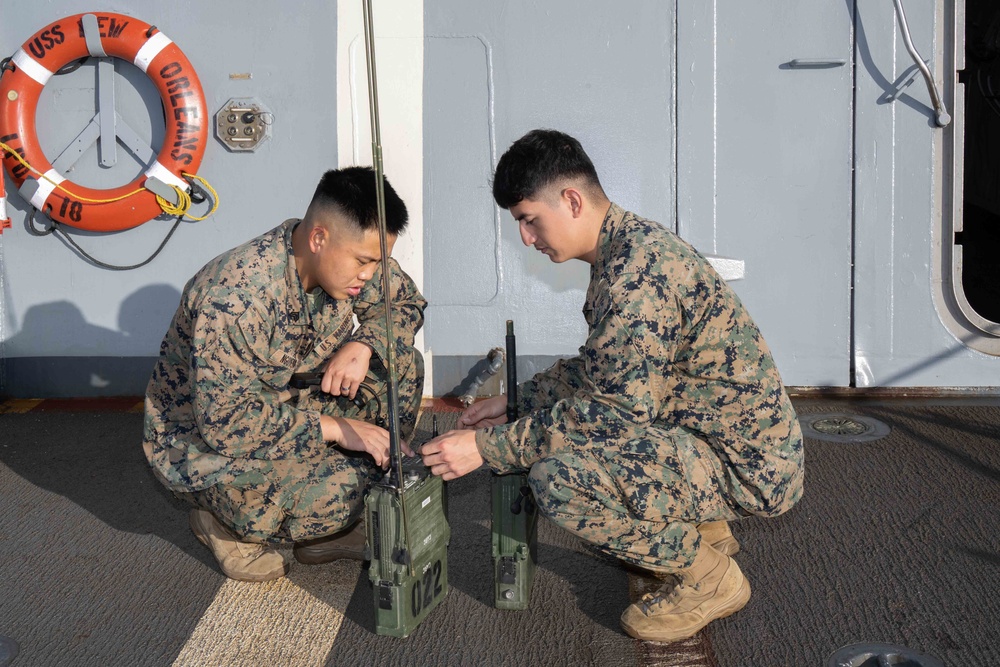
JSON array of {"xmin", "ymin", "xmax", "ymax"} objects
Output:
[
  {"xmin": 625, "ymin": 522, "xmax": 739, "ymax": 579},
  {"xmin": 293, "ymin": 520, "xmax": 367, "ymax": 565},
  {"xmin": 697, "ymin": 520, "xmax": 740, "ymax": 556},
  {"xmin": 189, "ymin": 509, "xmax": 288, "ymax": 582},
  {"xmin": 620, "ymin": 542, "xmax": 750, "ymax": 642}
]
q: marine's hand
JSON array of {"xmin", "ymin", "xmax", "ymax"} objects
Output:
[
  {"xmin": 420, "ymin": 429, "xmax": 484, "ymax": 480},
  {"xmin": 322, "ymin": 341, "xmax": 372, "ymax": 400},
  {"xmin": 323, "ymin": 415, "xmax": 391, "ymax": 468},
  {"xmin": 459, "ymin": 395, "xmax": 508, "ymax": 429}
]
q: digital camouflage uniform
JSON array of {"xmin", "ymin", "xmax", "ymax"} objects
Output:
[
  {"xmin": 476, "ymin": 203, "xmax": 803, "ymax": 571},
  {"xmin": 143, "ymin": 219, "xmax": 425, "ymax": 543}
]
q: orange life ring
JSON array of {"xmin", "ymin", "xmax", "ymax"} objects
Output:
[{"xmin": 0, "ymin": 13, "xmax": 207, "ymax": 232}]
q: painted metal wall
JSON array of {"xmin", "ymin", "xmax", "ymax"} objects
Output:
[
  {"xmin": 421, "ymin": 0, "xmax": 676, "ymax": 395},
  {"xmin": 2, "ymin": 0, "xmax": 996, "ymax": 397},
  {"xmin": 422, "ymin": 0, "xmax": 999, "ymax": 391},
  {"xmin": 0, "ymin": 0, "xmax": 341, "ymax": 395}
]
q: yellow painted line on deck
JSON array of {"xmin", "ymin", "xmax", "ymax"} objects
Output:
[{"xmin": 0, "ymin": 399, "xmax": 44, "ymax": 414}]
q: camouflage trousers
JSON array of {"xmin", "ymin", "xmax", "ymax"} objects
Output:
[
  {"xmin": 527, "ymin": 422, "xmax": 746, "ymax": 572},
  {"xmin": 183, "ymin": 346, "xmax": 424, "ymax": 544}
]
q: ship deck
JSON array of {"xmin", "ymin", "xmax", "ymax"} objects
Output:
[{"xmin": 0, "ymin": 396, "xmax": 997, "ymax": 667}]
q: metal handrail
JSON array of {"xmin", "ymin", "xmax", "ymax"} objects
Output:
[{"xmin": 891, "ymin": 0, "xmax": 951, "ymax": 127}]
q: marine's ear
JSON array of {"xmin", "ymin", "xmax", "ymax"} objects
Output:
[
  {"xmin": 308, "ymin": 221, "xmax": 329, "ymax": 253},
  {"xmin": 562, "ymin": 186, "xmax": 585, "ymax": 218}
]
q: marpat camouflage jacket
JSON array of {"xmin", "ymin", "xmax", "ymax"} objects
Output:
[
  {"xmin": 476, "ymin": 203, "xmax": 803, "ymax": 516},
  {"xmin": 143, "ymin": 219, "xmax": 426, "ymax": 492}
]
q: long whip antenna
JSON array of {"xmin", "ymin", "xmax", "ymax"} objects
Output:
[
  {"xmin": 363, "ymin": 0, "xmax": 417, "ymax": 577},
  {"xmin": 362, "ymin": 0, "xmax": 404, "ymax": 491}
]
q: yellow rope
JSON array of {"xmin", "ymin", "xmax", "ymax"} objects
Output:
[
  {"xmin": 0, "ymin": 140, "xmax": 218, "ymax": 221},
  {"xmin": 179, "ymin": 173, "xmax": 219, "ymax": 221}
]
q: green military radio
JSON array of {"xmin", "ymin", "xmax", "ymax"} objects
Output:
[
  {"xmin": 491, "ymin": 320, "xmax": 539, "ymax": 609},
  {"xmin": 359, "ymin": 0, "xmax": 450, "ymax": 637},
  {"xmin": 365, "ymin": 427, "xmax": 450, "ymax": 637}
]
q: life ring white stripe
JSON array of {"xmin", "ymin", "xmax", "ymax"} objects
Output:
[
  {"xmin": 144, "ymin": 160, "xmax": 188, "ymax": 190},
  {"xmin": 31, "ymin": 169, "xmax": 66, "ymax": 209},
  {"xmin": 12, "ymin": 48, "xmax": 53, "ymax": 87},
  {"xmin": 0, "ymin": 13, "xmax": 207, "ymax": 232},
  {"xmin": 0, "ymin": 196, "xmax": 7, "ymax": 220},
  {"xmin": 133, "ymin": 32, "xmax": 173, "ymax": 73}
]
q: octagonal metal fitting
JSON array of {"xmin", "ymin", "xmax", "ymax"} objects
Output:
[
  {"xmin": 828, "ymin": 642, "xmax": 944, "ymax": 667},
  {"xmin": 215, "ymin": 97, "xmax": 272, "ymax": 152},
  {"xmin": 800, "ymin": 413, "xmax": 891, "ymax": 443}
]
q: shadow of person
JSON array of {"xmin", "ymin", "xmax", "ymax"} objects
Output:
[
  {"xmin": 0, "ymin": 408, "xmax": 215, "ymax": 572},
  {"xmin": 537, "ymin": 540, "xmax": 630, "ymax": 633},
  {"xmin": 1, "ymin": 300, "xmax": 131, "ymax": 396},
  {"xmin": 0, "ymin": 288, "xmax": 214, "ymax": 569},
  {"xmin": 118, "ymin": 283, "xmax": 183, "ymax": 354}
]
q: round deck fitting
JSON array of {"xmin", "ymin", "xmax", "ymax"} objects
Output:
[
  {"xmin": 828, "ymin": 642, "xmax": 944, "ymax": 666},
  {"xmin": 0, "ymin": 636, "xmax": 18, "ymax": 667},
  {"xmin": 800, "ymin": 413, "xmax": 891, "ymax": 443}
]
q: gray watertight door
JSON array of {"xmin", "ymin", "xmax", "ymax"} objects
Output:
[{"xmin": 677, "ymin": 0, "xmax": 855, "ymax": 387}]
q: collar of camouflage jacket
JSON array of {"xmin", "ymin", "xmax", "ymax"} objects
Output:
[
  {"xmin": 281, "ymin": 218, "xmax": 313, "ymax": 332},
  {"xmin": 592, "ymin": 202, "xmax": 627, "ymax": 280}
]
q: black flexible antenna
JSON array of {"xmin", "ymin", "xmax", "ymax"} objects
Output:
[{"xmin": 506, "ymin": 320, "xmax": 518, "ymax": 422}]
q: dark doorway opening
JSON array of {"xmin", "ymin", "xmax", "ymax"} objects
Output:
[{"xmin": 960, "ymin": 0, "xmax": 1000, "ymax": 323}]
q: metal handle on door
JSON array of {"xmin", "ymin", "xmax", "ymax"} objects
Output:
[
  {"xmin": 788, "ymin": 58, "xmax": 847, "ymax": 68},
  {"xmin": 890, "ymin": 0, "xmax": 951, "ymax": 127}
]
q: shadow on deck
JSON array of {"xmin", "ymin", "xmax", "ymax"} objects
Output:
[{"xmin": 0, "ymin": 397, "xmax": 997, "ymax": 666}]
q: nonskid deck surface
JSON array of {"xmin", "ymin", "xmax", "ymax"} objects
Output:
[{"xmin": 0, "ymin": 397, "xmax": 997, "ymax": 666}]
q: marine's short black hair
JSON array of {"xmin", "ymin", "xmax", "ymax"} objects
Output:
[
  {"xmin": 310, "ymin": 166, "xmax": 408, "ymax": 235},
  {"xmin": 492, "ymin": 129, "xmax": 603, "ymax": 209}
]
